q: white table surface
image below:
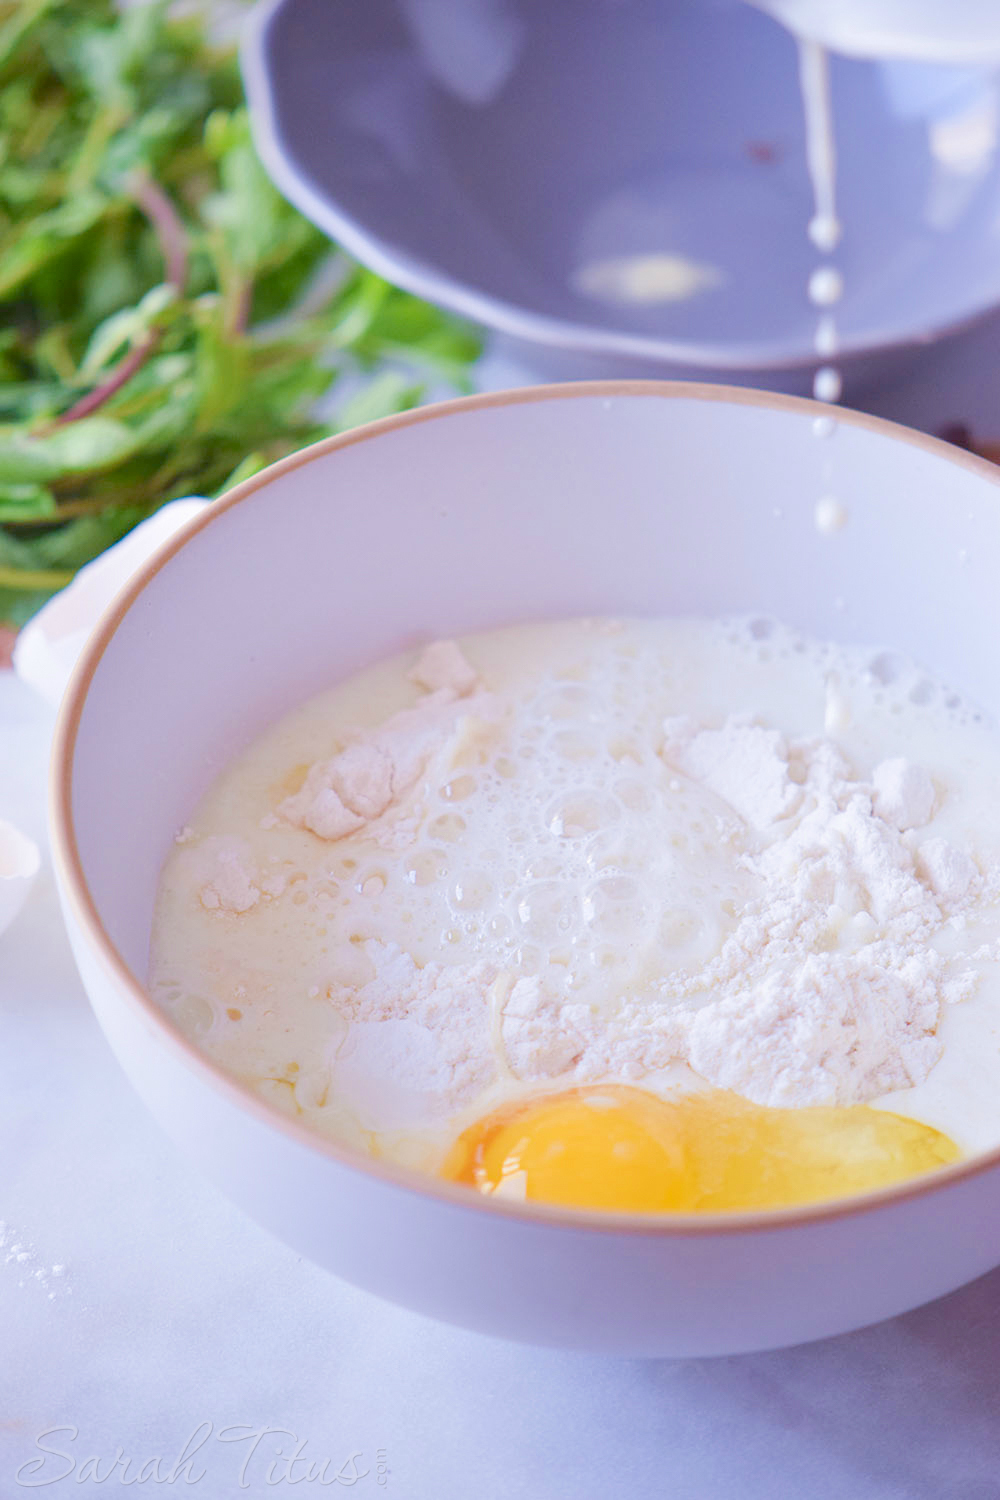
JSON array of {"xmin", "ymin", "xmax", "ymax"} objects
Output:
[{"xmin": 8, "ymin": 325, "xmax": 1000, "ymax": 1497}]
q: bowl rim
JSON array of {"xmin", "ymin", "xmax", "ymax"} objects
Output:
[
  {"xmin": 241, "ymin": 0, "xmax": 1000, "ymax": 375},
  {"xmin": 49, "ymin": 378, "xmax": 1000, "ymax": 1238}
]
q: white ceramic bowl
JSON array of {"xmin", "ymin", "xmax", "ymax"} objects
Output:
[
  {"xmin": 51, "ymin": 383, "xmax": 1000, "ymax": 1357},
  {"xmin": 243, "ymin": 0, "xmax": 1000, "ymax": 391}
]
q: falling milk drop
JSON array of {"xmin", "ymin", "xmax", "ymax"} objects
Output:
[
  {"xmin": 815, "ymin": 496, "xmax": 848, "ymax": 535},
  {"xmin": 808, "ymin": 266, "xmax": 844, "ymax": 307},
  {"xmin": 813, "ymin": 366, "xmax": 843, "ymax": 404},
  {"xmin": 798, "ymin": 37, "xmax": 846, "ymax": 535}
]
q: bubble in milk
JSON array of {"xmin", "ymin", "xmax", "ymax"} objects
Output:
[
  {"xmin": 405, "ymin": 849, "xmax": 446, "ymax": 886},
  {"xmin": 174, "ymin": 994, "xmax": 215, "ymax": 1037},
  {"xmin": 548, "ymin": 790, "xmax": 621, "ymax": 837},
  {"xmin": 583, "ymin": 876, "xmax": 653, "ymax": 942},
  {"xmin": 548, "ymin": 728, "xmax": 601, "ymax": 762},
  {"xmin": 452, "ymin": 871, "xmax": 494, "ymax": 911},
  {"xmin": 615, "ymin": 778, "xmax": 654, "ymax": 813},
  {"xmin": 514, "ymin": 880, "xmax": 583, "ymax": 943},
  {"xmin": 440, "ymin": 774, "xmax": 476, "ymax": 802},
  {"xmin": 428, "ymin": 813, "xmax": 467, "ymax": 843},
  {"xmin": 537, "ymin": 684, "xmax": 599, "ymax": 722},
  {"xmin": 868, "ymin": 652, "xmax": 906, "ymax": 686}
]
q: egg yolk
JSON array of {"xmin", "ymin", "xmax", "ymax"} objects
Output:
[{"xmin": 441, "ymin": 1085, "xmax": 961, "ymax": 1213}]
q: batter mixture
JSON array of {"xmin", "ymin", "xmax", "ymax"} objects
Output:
[{"xmin": 149, "ymin": 617, "xmax": 1000, "ymax": 1212}]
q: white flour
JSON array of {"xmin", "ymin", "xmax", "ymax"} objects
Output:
[
  {"xmin": 277, "ymin": 645, "xmax": 487, "ymax": 844},
  {"xmin": 634, "ymin": 724, "xmax": 980, "ymax": 1107}
]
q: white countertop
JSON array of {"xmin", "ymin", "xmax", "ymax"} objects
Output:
[{"xmin": 7, "ymin": 323, "xmax": 1000, "ymax": 1496}]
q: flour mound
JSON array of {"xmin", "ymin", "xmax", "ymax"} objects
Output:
[
  {"xmin": 499, "ymin": 975, "xmax": 595, "ymax": 1079},
  {"xmin": 407, "ymin": 639, "xmax": 481, "ymax": 697},
  {"xmin": 192, "ymin": 836, "xmax": 286, "ymax": 914},
  {"xmin": 570, "ymin": 725, "xmax": 984, "ymax": 1107},
  {"xmin": 336, "ymin": 940, "xmax": 499, "ymax": 1112},
  {"xmin": 872, "ymin": 757, "xmax": 936, "ymax": 831},
  {"xmin": 662, "ymin": 717, "xmax": 802, "ymax": 829},
  {"xmin": 279, "ymin": 642, "xmax": 490, "ymax": 843},
  {"xmin": 917, "ymin": 837, "xmax": 977, "ymax": 902},
  {"xmin": 679, "ymin": 953, "xmax": 945, "ymax": 1108}
]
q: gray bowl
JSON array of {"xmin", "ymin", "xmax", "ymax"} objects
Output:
[{"xmin": 243, "ymin": 0, "xmax": 1000, "ymax": 390}]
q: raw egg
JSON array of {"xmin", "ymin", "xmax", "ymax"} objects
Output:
[{"xmin": 441, "ymin": 1085, "xmax": 960, "ymax": 1213}]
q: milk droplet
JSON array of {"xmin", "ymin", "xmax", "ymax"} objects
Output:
[
  {"xmin": 815, "ymin": 496, "xmax": 848, "ymax": 535},
  {"xmin": 814, "ymin": 314, "xmax": 838, "ymax": 357},
  {"xmin": 813, "ymin": 366, "xmax": 842, "ymax": 403},
  {"xmin": 812, "ymin": 415, "xmax": 837, "ymax": 440},
  {"xmin": 808, "ymin": 267, "xmax": 843, "ymax": 307},
  {"xmin": 809, "ymin": 213, "xmax": 842, "ymax": 253}
]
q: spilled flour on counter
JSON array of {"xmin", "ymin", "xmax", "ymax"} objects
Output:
[
  {"xmin": 150, "ymin": 618, "xmax": 1000, "ymax": 1154},
  {"xmin": 0, "ymin": 1220, "xmax": 71, "ymax": 1302}
]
